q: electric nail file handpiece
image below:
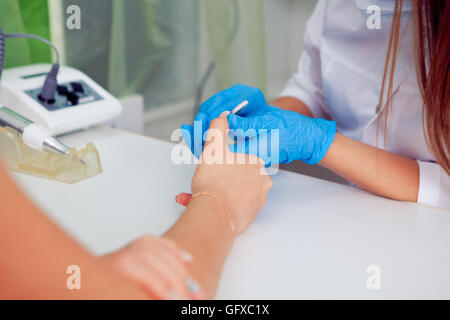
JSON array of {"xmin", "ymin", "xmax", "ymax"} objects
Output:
[{"xmin": 0, "ymin": 106, "xmax": 71, "ymax": 156}]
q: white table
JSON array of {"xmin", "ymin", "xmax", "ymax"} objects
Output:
[{"xmin": 13, "ymin": 127, "xmax": 450, "ymax": 299}]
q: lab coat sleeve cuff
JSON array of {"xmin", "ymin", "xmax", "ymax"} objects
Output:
[
  {"xmin": 278, "ymin": 85, "xmax": 327, "ymax": 119},
  {"xmin": 417, "ymin": 160, "xmax": 441, "ymax": 208}
]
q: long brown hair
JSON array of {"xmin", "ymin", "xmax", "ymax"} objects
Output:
[{"xmin": 379, "ymin": 0, "xmax": 450, "ymax": 175}]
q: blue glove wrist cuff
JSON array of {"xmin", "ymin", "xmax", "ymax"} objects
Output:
[{"xmin": 302, "ymin": 119, "xmax": 336, "ymax": 165}]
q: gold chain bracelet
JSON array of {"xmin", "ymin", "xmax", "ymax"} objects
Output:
[{"xmin": 191, "ymin": 192, "xmax": 236, "ymax": 239}]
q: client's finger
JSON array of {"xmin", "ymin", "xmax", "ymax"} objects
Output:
[{"xmin": 203, "ymin": 111, "xmax": 230, "ymax": 151}]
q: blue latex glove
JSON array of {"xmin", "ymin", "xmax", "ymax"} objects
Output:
[
  {"xmin": 181, "ymin": 84, "xmax": 269, "ymax": 158},
  {"xmin": 227, "ymin": 106, "xmax": 336, "ymax": 165}
]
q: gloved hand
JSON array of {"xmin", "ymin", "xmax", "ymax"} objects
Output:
[
  {"xmin": 227, "ymin": 106, "xmax": 336, "ymax": 165},
  {"xmin": 181, "ymin": 84, "xmax": 269, "ymax": 158}
]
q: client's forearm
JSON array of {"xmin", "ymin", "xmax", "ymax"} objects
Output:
[
  {"xmin": 164, "ymin": 196, "xmax": 233, "ymax": 299},
  {"xmin": 0, "ymin": 167, "xmax": 147, "ymax": 299}
]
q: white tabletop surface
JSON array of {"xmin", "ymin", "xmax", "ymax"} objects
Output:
[{"xmin": 12, "ymin": 126, "xmax": 450, "ymax": 299}]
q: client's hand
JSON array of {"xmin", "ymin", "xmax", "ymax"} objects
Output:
[
  {"xmin": 101, "ymin": 235, "xmax": 203, "ymax": 300},
  {"xmin": 177, "ymin": 111, "xmax": 273, "ymax": 236}
]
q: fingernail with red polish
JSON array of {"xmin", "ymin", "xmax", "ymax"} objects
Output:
[{"xmin": 175, "ymin": 193, "xmax": 192, "ymax": 206}]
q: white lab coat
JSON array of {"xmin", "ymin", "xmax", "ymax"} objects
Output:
[{"xmin": 279, "ymin": 0, "xmax": 450, "ymax": 210}]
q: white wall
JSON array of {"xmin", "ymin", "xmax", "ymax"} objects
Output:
[
  {"xmin": 199, "ymin": 0, "xmax": 318, "ymax": 104},
  {"xmin": 145, "ymin": 0, "xmax": 318, "ymax": 141},
  {"xmin": 264, "ymin": 0, "xmax": 317, "ymax": 100}
]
